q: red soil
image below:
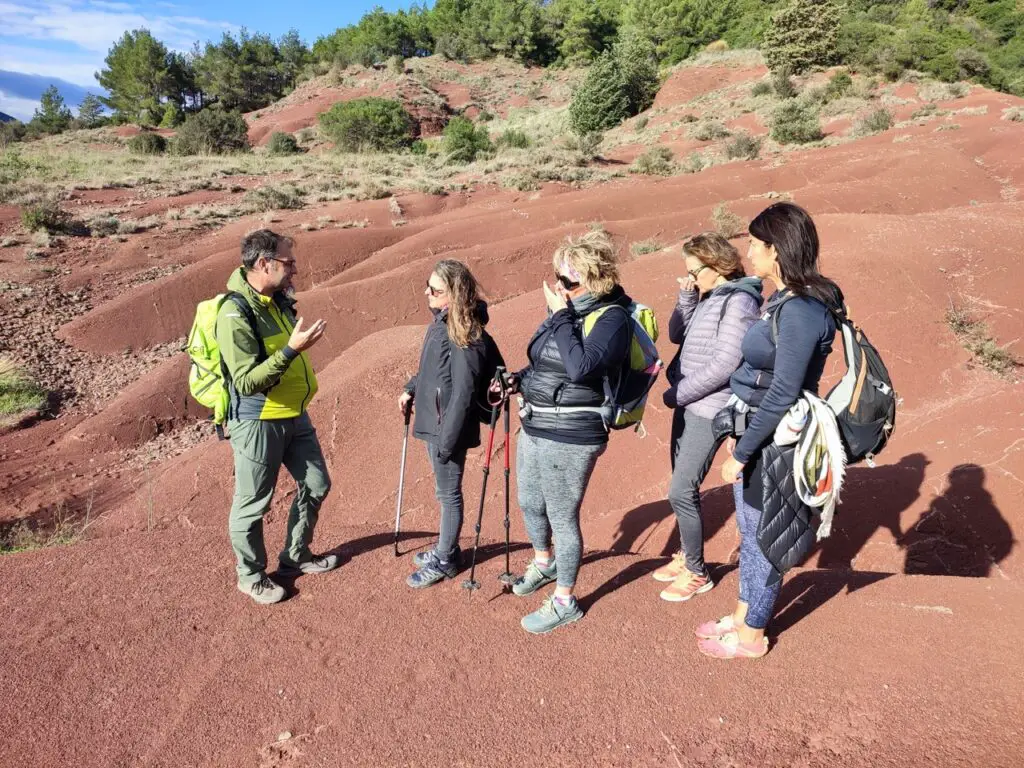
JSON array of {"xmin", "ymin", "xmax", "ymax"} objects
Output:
[{"xmin": 2, "ymin": 65, "xmax": 1023, "ymax": 765}]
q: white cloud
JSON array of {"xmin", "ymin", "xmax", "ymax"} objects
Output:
[
  {"xmin": 0, "ymin": 91, "xmax": 40, "ymax": 120},
  {"xmin": 0, "ymin": 1, "xmax": 236, "ymax": 54},
  {"xmin": 0, "ymin": 44, "xmax": 101, "ymax": 85}
]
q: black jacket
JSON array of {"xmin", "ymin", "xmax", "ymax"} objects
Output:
[
  {"xmin": 404, "ymin": 304, "xmax": 490, "ymax": 462},
  {"xmin": 517, "ymin": 286, "xmax": 632, "ymax": 445}
]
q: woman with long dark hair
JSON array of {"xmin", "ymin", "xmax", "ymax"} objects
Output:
[
  {"xmin": 696, "ymin": 203, "xmax": 841, "ymax": 658},
  {"xmin": 399, "ymin": 259, "xmax": 491, "ymax": 588}
]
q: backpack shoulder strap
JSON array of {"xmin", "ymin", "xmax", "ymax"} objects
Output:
[
  {"xmin": 769, "ymin": 292, "xmax": 800, "ymax": 344},
  {"xmin": 223, "ymin": 291, "xmax": 267, "ymax": 362}
]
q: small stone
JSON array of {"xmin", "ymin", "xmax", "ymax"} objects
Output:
[{"xmin": 277, "ymin": 731, "xmax": 292, "ymax": 742}]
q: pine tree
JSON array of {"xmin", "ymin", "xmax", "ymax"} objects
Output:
[
  {"xmin": 77, "ymin": 93, "xmax": 104, "ymax": 128},
  {"xmin": 98, "ymin": 29, "xmax": 175, "ymax": 121},
  {"xmin": 761, "ymin": 0, "xmax": 841, "ymax": 74},
  {"xmin": 31, "ymin": 86, "xmax": 72, "ymax": 134}
]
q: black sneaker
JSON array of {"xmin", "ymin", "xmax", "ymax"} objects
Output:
[
  {"xmin": 278, "ymin": 553, "xmax": 340, "ymax": 576},
  {"xmin": 413, "ymin": 545, "xmax": 461, "ymax": 569},
  {"xmin": 406, "ymin": 552, "xmax": 458, "ymax": 589}
]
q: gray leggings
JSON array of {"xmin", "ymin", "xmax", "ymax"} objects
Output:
[
  {"xmin": 667, "ymin": 408, "xmax": 722, "ymax": 577},
  {"xmin": 516, "ymin": 430, "xmax": 606, "ymax": 589},
  {"xmin": 426, "ymin": 442, "xmax": 466, "ymax": 561}
]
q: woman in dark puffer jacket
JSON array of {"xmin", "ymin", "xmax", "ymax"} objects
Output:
[
  {"xmin": 399, "ymin": 260, "xmax": 490, "ymax": 589},
  {"xmin": 653, "ymin": 233, "xmax": 763, "ymax": 603},
  {"xmin": 696, "ymin": 203, "xmax": 840, "ymax": 659}
]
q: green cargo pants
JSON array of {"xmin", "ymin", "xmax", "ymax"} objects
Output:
[{"xmin": 227, "ymin": 412, "xmax": 332, "ymax": 585}]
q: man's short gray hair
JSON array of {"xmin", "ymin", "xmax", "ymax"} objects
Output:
[{"xmin": 241, "ymin": 229, "xmax": 292, "ymax": 269}]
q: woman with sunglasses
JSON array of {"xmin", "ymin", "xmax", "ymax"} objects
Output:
[
  {"xmin": 654, "ymin": 232, "xmax": 763, "ymax": 603},
  {"xmin": 399, "ymin": 260, "xmax": 492, "ymax": 588},
  {"xmin": 697, "ymin": 202, "xmax": 841, "ymax": 658},
  {"xmin": 500, "ymin": 230, "xmax": 634, "ymax": 634}
]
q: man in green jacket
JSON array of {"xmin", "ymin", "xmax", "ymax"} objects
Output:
[{"xmin": 217, "ymin": 229, "xmax": 337, "ymax": 605}]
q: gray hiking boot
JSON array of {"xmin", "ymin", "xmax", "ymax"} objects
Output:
[
  {"xmin": 512, "ymin": 560, "xmax": 557, "ymax": 596},
  {"xmin": 406, "ymin": 551, "xmax": 459, "ymax": 588},
  {"xmin": 413, "ymin": 545, "xmax": 461, "ymax": 569},
  {"xmin": 277, "ymin": 553, "xmax": 340, "ymax": 576},
  {"xmin": 521, "ymin": 595, "xmax": 584, "ymax": 635},
  {"xmin": 238, "ymin": 575, "xmax": 286, "ymax": 605}
]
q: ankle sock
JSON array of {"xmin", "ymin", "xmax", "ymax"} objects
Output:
[{"xmin": 553, "ymin": 593, "xmax": 574, "ymax": 606}]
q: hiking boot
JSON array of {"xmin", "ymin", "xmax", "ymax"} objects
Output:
[
  {"xmin": 413, "ymin": 545, "xmax": 461, "ymax": 569},
  {"xmin": 521, "ymin": 595, "xmax": 584, "ymax": 635},
  {"xmin": 238, "ymin": 575, "xmax": 286, "ymax": 605},
  {"xmin": 660, "ymin": 570, "xmax": 714, "ymax": 602},
  {"xmin": 277, "ymin": 553, "xmax": 340, "ymax": 577},
  {"xmin": 652, "ymin": 552, "xmax": 687, "ymax": 583},
  {"xmin": 511, "ymin": 560, "xmax": 557, "ymax": 596},
  {"xmin": 406, "ymin": 551, "xmax": 459, "ymax": 589}
]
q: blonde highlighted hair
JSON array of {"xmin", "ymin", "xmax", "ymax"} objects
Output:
[
  {"xmin": 681, "ymin": 231, "xmax": 745, "ymax": 280},
  {"xmin": 432, "ymin": 259, "xmax": 483, "ymax": 348},
  {"xmin": 553, "ymin": 229, "xmax": 620, "ymax": 296}
]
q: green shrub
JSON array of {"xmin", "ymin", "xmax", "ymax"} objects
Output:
[
  {"xmin": 244, "ymin": 185, "xmax": 305, "ymax": 211},
  {"xmin": 410, "ymin": 139, "xmax": 428, "ymax": 155},
  {"xmin": 751, "ymin": 80, "xmax": 773, "ymax": 97},
  {"xmin": 577, "ymin": 131, "xmax": 603, "ymax": 161},
  {"xmin": 568, "ymin": 33, "xmax": 659, "ymax": 136},
  {"xmin": 128, "ymin": 131, "xmax": 167, "ymax": 155},
  {"xmin": 825, "ymin": 71, "xmax": 853, "ymax": 101},
  {"xmin": 173, "ymin": 109, "xmax": 250, "ymax": 155},
  {"xmin": 477, "ymin": 110, "xmax": 494, "ymax": 122},
  {"xmin": 763, "ymin": 0, "xmax": 842, "ymax": 75},
  {"xmin": 267, "ymin": 131, "xmax": 300, "ymax": 155},
  {"xmin": 855, "ymin": 108, "xmax": 894, "ymax": 135},
  {"xmin": 772, "ymin": 68, "xmax": 798, "ymax": 99},
  {"xmin": 442, "ymin": 117, "xmax": 492, "ymax": 163},
  {"xmin": 770, "ymin": 100, "xmax": 823, "ymax": 144},
  {"xmin": 630, "ymin": 146, "xmax": 674, "ymax": 176},
  {"xmin": 635, "ymin": 115, "xmax": 649, "ymax": 131},
  {"xmin": 159, "ymin": 103, "xmax": 182, "ymax": 128},
  {"xmin": 0, "ymin": 358, "xmax": 46, "ymax": 420},
  {"xmin": 689, "ymin": 120, "xmax": 730, "ymax": 141},
  {"xmin": 725, "ymin": 132, "xmax": 763, "ymax": 160},
  {"xmin": 712, "ymin": 204, "xmax": 745, "ymax": 238},
  {"xmin": 497, "ymin": 129, "xmax": 530, "ymax": 149},
  {"xmin": 20, "ymin": 200, "xmax": 70, "ymax": 233},
  {"xmin": 318, "ymin": 98, "xmax": 414, "ymax": 152}
]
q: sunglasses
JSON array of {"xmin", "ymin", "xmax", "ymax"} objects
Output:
[
  {"xmin": 687, "ymin": 264, "xmax": 710, "ymax": 280},
  {"xmin": 426, "ymin": 281, "xmax": 446, "ymax": 297},
  {"xmin": 556, "ymin": 274, "xmax": 580, "ymax": 291},
  {"xmin": 266, "ymin": 256, "xmax": 296, "ymax": 269}
]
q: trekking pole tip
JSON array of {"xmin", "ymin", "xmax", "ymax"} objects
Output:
[
  {"xmin": 461, "ymin": 579, "xmax": 481, "ymax": 591},
  {"xmin": 497, "ymin": 572, "xmax": 516, "ymax": 585}
]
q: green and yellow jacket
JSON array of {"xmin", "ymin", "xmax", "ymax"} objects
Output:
[{"xmin": 215, "ymin": 268, "xmax": 318, "ymax": 420}]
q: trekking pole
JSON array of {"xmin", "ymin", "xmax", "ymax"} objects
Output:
[
  {"xmin": 497, "ymin": 393, "xmax": 515, "ymax": 587},
  {"xmin": 393, "ymin": 403, "xmax": 411, "ymax": 557},
  {"xmin": 462, "ymin": 400, "xmax": 501, "ymax": 592}
]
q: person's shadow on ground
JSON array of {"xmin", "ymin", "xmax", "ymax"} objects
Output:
[{"xmin": 898, "ymin": 463, "xmax": 1015, "ymax": 577}]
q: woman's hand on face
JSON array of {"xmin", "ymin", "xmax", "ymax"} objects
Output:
[
  {"xmin": 543, "ymin": 280, "xmax": 568, "ymax": 312},
  {"xmin": 677, "ymin": 275, "xmax": 697, "ymax": 293},
  {"xmin": 721, "ymin": 456, "xmax": 745, "ymax": 484}
]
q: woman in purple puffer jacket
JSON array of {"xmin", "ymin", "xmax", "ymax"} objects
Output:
[{"xmin": 652, "ymin": 232, "xmax": 763, "ymax": 603}]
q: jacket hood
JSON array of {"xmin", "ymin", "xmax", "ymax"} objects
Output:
[
  {"xmin": 227, "ymin": 267, "xmax": 295, "ymax": 309},
  {"xmin": 713, "ymin": 276, "xmax": 765, "ymax": 307}
]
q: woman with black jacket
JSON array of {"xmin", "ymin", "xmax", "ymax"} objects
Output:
[
  {"xmin": 696, "ymin": 203, "xmax": 840, "ymax": 658},
  {"xmin": 399, "ymin": 260, "xmax": 490, "ymax": 588},
  {"xmin": 503, "ymin": 230, "xmax": 633, "ymax": 634}
]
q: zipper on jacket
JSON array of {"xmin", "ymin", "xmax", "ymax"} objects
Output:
[{"xmin": 273, "ymin": 302, "xmax": 314, "ymax": 411}]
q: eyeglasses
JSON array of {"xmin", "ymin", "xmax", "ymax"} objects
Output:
[
  {"xmin": 687, "ymin": 264, "xmax": 710, "ymax": 280},
  {"xmin": 426, "ymin": 282, "xmax": 446, "ymax": 297},
  {"xmin": 556, "ymin": 274, "xmax": 580, "ymax": 291},
  {"xmin": 267, "ymin": 257, "xmax": 296, "ymax": 269}
]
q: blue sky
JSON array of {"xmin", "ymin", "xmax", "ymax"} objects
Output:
[{"xmin": 0, "ymin": 0, "xmax": 427, "ymax": 120}]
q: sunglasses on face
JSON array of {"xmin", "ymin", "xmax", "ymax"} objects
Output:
[
  {"xmin": 266, "ymin": 256, "xmax": 296, "ymax": 269},
  {"xmin": 687, "ymin": 264, "xmax": 710, "ymax": 280},
  {"xmin": 556, "ymin": 274, "xmax": 580, "ymax": 291},
  {"xmin": 426, "ymin": 281, "xmax": 446, "ymax": 297}
]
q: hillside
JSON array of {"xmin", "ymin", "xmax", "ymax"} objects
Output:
[{"xmin": 1, "ymin": 52, "xmax": 1023, "ymax": 765}]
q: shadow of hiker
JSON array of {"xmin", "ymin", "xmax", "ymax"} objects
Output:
[
  {"xmin": 898, "ymin": 464, "xmax": 1014, "ymax": 577},
  {"xmin": 578, "ymin": 555, "xmax": 663, "ymax": 612},
  {"xmin": 611, "ymin": 484, "xmax": 735, "ymax": 557},
  {"xmin": 771, "ymin": 569, "xmax": 891, "ymax": 635},
  {"xmin": 816, "ymin": 452, "xmax": 929, "ymax": 568}
]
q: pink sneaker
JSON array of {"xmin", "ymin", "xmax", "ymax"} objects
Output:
[
  {"xmin": 652, "ymin": 552, "xmax": 687, "ymax": 583},
  {"xmin": 694, "ymin": 615, "xmax": 736, "ymax": 639},
  {"xmin": 660, "ymin": 570, "xmax": 714, "ymax": 602},
  {"xmin": 697, "ymin": 631, "xmax": 768, "ymax": 659}
]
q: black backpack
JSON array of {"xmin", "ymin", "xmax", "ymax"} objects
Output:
[{"xmin": 772, "ymin": 295, "xmax": 897, "ymax": 466}]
